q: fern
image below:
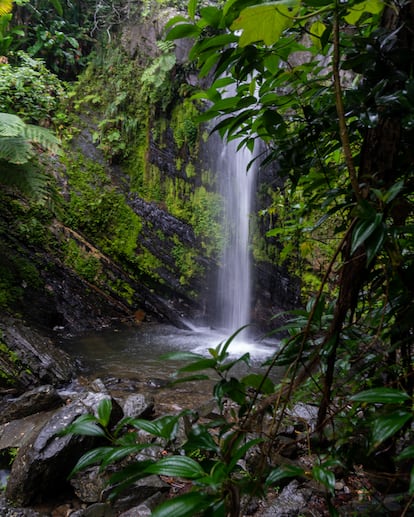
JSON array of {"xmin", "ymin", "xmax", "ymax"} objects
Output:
[
  {"xmin": 0, "ymin": 113, "xmax": 25, "ymax": 137},
  {"xmin": 0, "ymin": 112, "xmax": 61, "ymax": 200}
]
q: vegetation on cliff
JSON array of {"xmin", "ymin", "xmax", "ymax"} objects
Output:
[{"xmin": 1, "ymin": 0, "xmax": 414, "ymax": 514}]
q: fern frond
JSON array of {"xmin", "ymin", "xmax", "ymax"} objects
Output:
[
  {"xmin": 0, "ymin": 135, "xmax": 33, "ymax": 164},
  {"xmin": 0, "ymin": 159, "xmax": 49, "ymax": 200},
  {"xmin": 0, "ymin": 113, "xmax": 26, "ymax": 137},
  {"xmin": 23, "ymin": 124, "xmax": 61, "ymax": 155}
]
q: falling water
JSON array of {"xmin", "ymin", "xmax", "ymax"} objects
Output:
[{"xmin": 214, "ymin": 138, "xmax": 257, "ymax": 337}]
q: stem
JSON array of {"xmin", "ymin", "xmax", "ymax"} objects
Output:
[{"xmin": 333, "ymin": 3, "xmax": 361, "ymax": 202}]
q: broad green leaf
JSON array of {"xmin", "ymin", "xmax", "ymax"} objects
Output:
[
  {"xmin": 266, "ymin": 464, "xmax": 305, "ymax": 485},
  {"xmin": 68, "ymin": 447, "xmax": 114, "ymax": 477},
  {"xmin": 63, "ymin": 414, "xmax": 106, "ymax": 437},
  {"xmin": 231, "ymin": 0, "xmax": 301, "ymax": 47},
  {"xmin": 166, "ymin": 23, "xmax": 200, "ymax": 41},
  {"xmin": 351, "ymin": 213, "xmax": 383, "ymax": 254},
  {"xmin": 228, "ymin": 438, "xmax": 263, "ymax": 470},
  {"xmin": 144, "ymin": 455, "xmax": 206, "ymax": 479},
  {"xmin": 383, "ymin": 180, "xmax": 404, "ymax": 204},
  {"xmin": 310, "ymin": 20, "xmax": 326, "ymax": 49},
  {"xmin": 152, "ymin": 492, "xmax": 212, "ymax": 517},
  {"xmin": 101, "ymin": 445, "xmax": 148, "ymax": 468},
  {"xmin": 188, "ymin": 0, "xmax": 196, "ymax": 19},
  {"xmin": 199, "ymin": 6, "xmax": 222, "ymax": 27},
  {"xmin": 164, "ymin": 15, "xmax": 189, "ymax": 29},
  {"xmin": 161, "ymin": 351, "xmax": 205, "ymax": 361},
  {"xmin": 97, "ymin": 398, "xmax": 112, "ymax": 428},
  {"xmin": 242, "ymin": 373, "xmax": 275, "ymax": 394},
  {"xmin": 184, "ymin": 424, "xmax": 220, "ymax": 453},
  {"xmin": 365, "ymin": 224, "xmax": 386, "ymax": 265},
  {"xmin": 344, "ymin": 0, "xmax": 384, "ymax": 25},
  {"xmin": 130, "ymin": 414, "xmax": 180, "ymax": 439},
  {"xmin": 179, "ymin": 358, "xmax": 217, "ymax": 372},
  {"xmin": 351, "ymin": 388, "xmax": 411, "ymax": 404},
  {"xmin": 371, "ymin": 409, "xmax": 412, "ymax": 450},
  {"xmin": 312, "ymin": 465, "xmax": 335, "ymax": 494},
  {"xmin": 396, "ymin": 445, "xmax": 414, "ymax": 461},
  {"xmin": 48, "ymin": 0, "xmax": 63, "ymax": 16}
]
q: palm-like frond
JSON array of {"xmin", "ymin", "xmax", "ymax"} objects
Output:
[
  {"xmin": 23, "ymin": 124, "xmax": 61, "ymax": 155},
  {"xmin": 0, "ymin": 112, "xmax": 61, "ymax": 164},
  {"xmin": 0, "ymin": 113, "xmax": 25, "ymax": 137},
  {"xmin": 0, "ymin": 135, "xmax": 33, "ymax": 164},
  {"xmin": 0, "ymin": 112, "xmax": 62, "ymax": 200},
  {"xmin": 0, "ymin": 0, "xmax": 13, "ymax": 16},
  {"xmin": 0, "ymin": 159, "xmax": 49, "ymax": 199}
]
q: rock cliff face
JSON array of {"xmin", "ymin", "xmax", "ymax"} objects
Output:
[{"xmin": 0, "ymin": 2, "xmax": 299, "ymax": 344}]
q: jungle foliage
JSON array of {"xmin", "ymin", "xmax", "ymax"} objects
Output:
[{"xmin": 65, "ymin": 0, "xmax": 414, "ymax": 515}]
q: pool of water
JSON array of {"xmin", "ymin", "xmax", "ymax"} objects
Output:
[{"xmin": 59, "ymin": 323, "xmax": 282, "ymax": 411}]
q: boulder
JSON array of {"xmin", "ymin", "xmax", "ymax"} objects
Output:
[
  {"xmin": 0, "ymin": 316, "xmax": 74, "ymax": 391},
  {"xmin": 0, "ymin": 385, "xmax": 62, "ymax": 424},
  {"xmin": 5, "ymin": 392, "xmax": 111, "ymax": 506}
]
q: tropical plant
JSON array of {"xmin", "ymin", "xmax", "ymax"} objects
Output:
[{"xmin": 0, "ymin": 111, "xmax": 60, "ymax": 197}]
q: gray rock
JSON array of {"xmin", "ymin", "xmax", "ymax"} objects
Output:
[
  {"xmin": 0, "ymin": 317, "xmax": 75, "ymax": 390},
  {"xmin": 5, "ymin": 392, "xmax": 111, "ymax": 506},
  {"xmin": 122, "ymin": 393, "xmax": 154, "ymax": 419},
  {"xmin": 261, "ymin": 480, "xmax": 311, "ymax": 517},
  {"xmin": 117, "ymin": 491, "xmax": 166, "ymax": 516},
  {"xmin": 71, "ymin": 466, "xmax": 109, "ymax": 503},
  {"xmin": 70, "ymin": 502, "xmax": 114, "ymax": 517},
  {"xmin": 0, "ymin": 385, "xmax": 62, "ymax": 424}
]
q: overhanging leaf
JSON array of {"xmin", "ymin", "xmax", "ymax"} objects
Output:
[
  {"xmin": 351, "ymin": 388, "xmax": 411, "ymax": 404},
  {"xmin": 351, "ymin": 213, "xmax": 383, "ymax": 255},
  {"xmin": 371, "ymin": 409, "xmax": 412, "ymax": 450},
  {"xmin": 231, "ymin": 0, "xmax": 300, "ymax": 47},
  {"xmin": 344, "ymin": 0, "xmax": 384, "ymax": 25},
  {"xmin": 0, "ymin": 0, "xmax": 13, "ymax": 16}
]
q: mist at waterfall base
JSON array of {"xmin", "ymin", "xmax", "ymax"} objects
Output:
[{"xmin": 60, "ymin": 323, "xmax": 279, "ymax": 385}]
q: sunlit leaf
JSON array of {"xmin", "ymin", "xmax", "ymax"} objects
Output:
[
  {"xmin": 309, "ymin": 20, "xmax": 326, "ymax": 49},
  {"xmin": 351, "ymin": 388, "xmax": 411, "ymax": 404},
  {"xmin": 0, "ymin": 0, "xmax": 13, "ymax": 16},
  {"xmin": 231, "ymin": 0, "xmax": 300, "ymax": 47},
  {"xmin": 344, "ymin": 0, "xmax": 384, "ymax": 25}
]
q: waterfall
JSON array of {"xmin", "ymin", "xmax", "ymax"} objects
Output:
[{"xmin": 214, "ymin": 137, "xmax": 257, "ymax": 337}]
